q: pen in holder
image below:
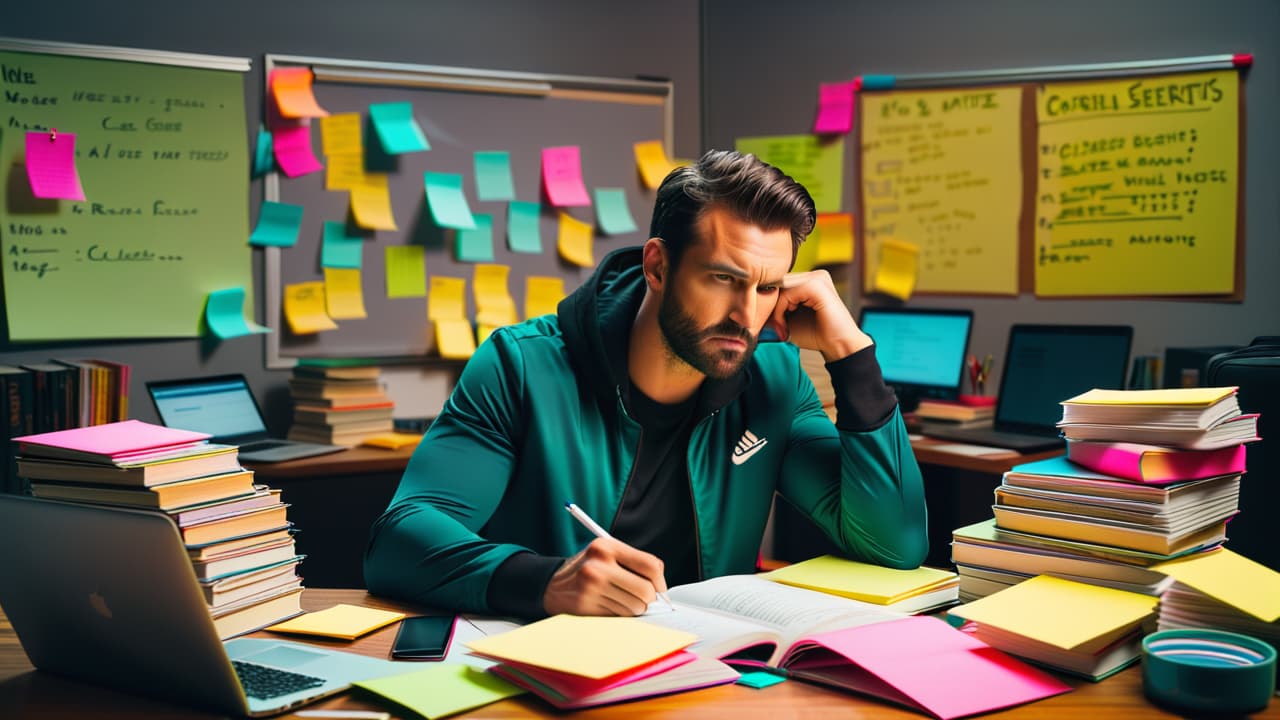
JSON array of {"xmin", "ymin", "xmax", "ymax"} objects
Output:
[{"xmin": 966, "ymin": 354, "xmax": 992, "ymax": 396}]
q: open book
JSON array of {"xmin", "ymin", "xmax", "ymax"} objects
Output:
[{"xmin": 640, "ymin": 576, "xmax": 1070, "ymax": 719}]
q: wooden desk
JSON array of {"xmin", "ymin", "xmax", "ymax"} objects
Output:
[{"xmin": 5, "ymin": 588, "xmax": 1262, "ymax": 719}]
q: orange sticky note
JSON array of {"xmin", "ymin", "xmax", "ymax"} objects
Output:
[
  {"xmin": 813, "ymin": 213, "xmax": 855, "ymax": 265},
  {"xmin": 283, "ymin": 281, "xmax": 338, "ymax": 334},
  {"xmin": 557, "ymin": 212, "xmax": 594, "ymax": 268},
  {"xmin": 270, "ymin": 67, "xmax": 329, "ymax": 118}
]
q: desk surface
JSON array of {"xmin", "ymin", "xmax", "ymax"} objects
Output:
[{"xmin": 5, "ymin": 588, "xmax": 1269, "ymax": 719}]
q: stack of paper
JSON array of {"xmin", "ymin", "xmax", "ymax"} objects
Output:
[
  {"xmin": 1057, "ymin": 387, "xmax": 1258, "ymax": 449},
  {"xmin": 1151, "ymin": 548, "xmax": 1280, "ymax": 651},
  {"xmin": 760, "ymin": 555, "xmax": 959, "ymax": 614}
]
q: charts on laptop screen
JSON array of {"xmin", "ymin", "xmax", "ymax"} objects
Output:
[
  {"xmin": 150, "ymin": 377, "xmax": 267, "ymax": 439},
  {"xmin": 859, "ymin": 308, "xmax": 972, "ymax": 408},
  {"xmin": 996, "ymin": 326, "xmax": 1132, "ymax": 431}
]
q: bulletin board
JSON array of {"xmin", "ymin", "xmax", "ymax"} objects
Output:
[
  {"xmin": 0, "ymin": 38, "xmax": 251, "ymax": 342},
  {"xmin": 263, "ymin": 54, "xmax": 672, "ymax": 367},
  {"xmin": 857, "ymin": 59, "xmax": 1246, "ymax": 300}
]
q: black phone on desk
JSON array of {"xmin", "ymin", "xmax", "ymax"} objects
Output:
[{"xmin": 391, "ymin": 615, "xmax": 458, "ymax": 660}]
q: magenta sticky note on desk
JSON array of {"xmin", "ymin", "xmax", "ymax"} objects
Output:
[
  {"xmin": 541, "ymin": 146, "xmax": 591, "ymax": 207},
  {"xmin": 271, "ymin": 123, "xmax": 324, "ymax": 178},
  {"xmin": 813, "ymin": 81, "xmax": 857, "ymax": 135},
  {"xmin": 25, "ymin": 131, "xmax": 86, "ymax": 201}
]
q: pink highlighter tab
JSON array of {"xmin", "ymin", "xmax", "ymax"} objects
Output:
[
  {"xmin": 541, "ymin": 146, "xmax": 592, "ymax": 207},
  {"xmin": 25, "ymin": 130, "xmax": 86, "ymax": 201},
  {"xmin": 813, "ymin": 81, "xmax": 857, "ymax": 135},
  {"xmin": 271, "ymin": 123, "xmax": 324, "ymax": 178}
]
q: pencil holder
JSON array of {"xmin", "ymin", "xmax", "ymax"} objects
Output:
[{"xmin": 1141, "ymin": 628, "xmax": 1275, "ymax": 715}]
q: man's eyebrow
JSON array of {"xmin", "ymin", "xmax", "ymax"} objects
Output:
[{"xmin": 703, "ymin": 262, "xmax": 785, "ymax": 287}]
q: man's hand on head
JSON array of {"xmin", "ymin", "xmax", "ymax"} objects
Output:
[
  {"xmin": 542, "ymin": 537, "xmax": 668, "ymax": 616},
  {"xmin": 770, "ymin": 269, "xmax": 873, "ymax": 363}
]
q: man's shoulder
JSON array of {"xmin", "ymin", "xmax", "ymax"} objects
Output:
[{"xmin": 750, "ymin": 342, "xmax": 802, "ymax": 375}]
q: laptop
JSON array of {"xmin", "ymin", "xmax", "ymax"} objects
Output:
[
  {"xmin": 859, "ymin": 307, "xmax": 973, "ymax": 411},
  {"xmin": 147, "ymin": 374, "xmax": 343, "ymax": 463},
  {"xmin": 922, "ymin": 324, "xmax": 1132, "ymax": 452},
  {"xmin": 0, "ymin": 495, "xmax": 405, "ymax": 716}
]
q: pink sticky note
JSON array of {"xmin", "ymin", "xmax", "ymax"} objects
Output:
[
  {"xmin": 541, "ymin": 146, "xmax": 592, "ymax": 207},
  {"xmin": 25, "ymin": 131, "xmax": 86, "ymax": 201},
  {"xmin": 813, "ymin": 81, "xmax": 857, "ymax": 135},
  {"xmin": 271, "ymin": 123, "xmax": 324, "ymax": 178}
]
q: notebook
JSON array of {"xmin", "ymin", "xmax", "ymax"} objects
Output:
[
  {"xmin": 0, "ymin": 495, "xmax": 405, "ymax": 717},
  {"xmin": 147, "ymin": 374, "xmax": 343, "ymax": 463},
  {"xmin": 859, "ymin": 307, "xmax": 972, "ymax": 411},
  {"xmin": 922, "ymin": 324, "xmax": 1132, "ymax": 452}
]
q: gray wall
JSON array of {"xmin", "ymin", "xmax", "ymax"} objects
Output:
[
  {"xmin": 702, "ymin": 0, "xmax": 1279, "ymax": 383},
  {"xmin": 0, "ymin": 0, "xmax": 702, "ymax": 430}
]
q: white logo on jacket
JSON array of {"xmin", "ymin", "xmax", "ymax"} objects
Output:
[{"xmin": 731, "ymin": 429, "xmax": 768, "ymax": 466}]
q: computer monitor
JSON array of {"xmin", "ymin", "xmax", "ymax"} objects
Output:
[{"xmin": 858, "ymin": 307, "xmax": 973, "ymax": 411}]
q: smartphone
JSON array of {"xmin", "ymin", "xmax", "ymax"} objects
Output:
[{"xmin": 390, "ymin": 615, "xmax": 457, "ymax": 660}]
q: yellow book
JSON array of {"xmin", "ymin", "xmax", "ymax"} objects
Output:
[
  {"xmin": 265, "ymin": 603, "xmax": 406, "ymax": 640},
  {"xmin": 1063, "ymin": 386, "xmax": 1237, "ymax": 407},
  {"xmin": 760, "ymin": 555, "xmax": 958, "ymax": 607},
  {"xmin": 360, "ymin": 432, "xmax": 423, "ymax": 450},
  {"xmin": 1153, "ymin": 548, "xmax": 1280, "ymax": 623}
]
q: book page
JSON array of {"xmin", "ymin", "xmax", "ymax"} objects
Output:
[{"xmin": 638, "ymin": 603, "xmax": 778, "ymax": 662}]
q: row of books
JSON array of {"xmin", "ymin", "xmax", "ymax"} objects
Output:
[
  {"xmin": 13, "ymin": 419, "xmax": 305, "ymax": 639},
  {"xmin": 950, "ymin": 386, "xmax": 1265, "ymax": 681},
  {"xmin": 286, "ymin": 364, "xmax": 394, "ymax": 447},
  {"xmin": 0, "ymin": 359, "xmax": 131, "ymax": 495}
]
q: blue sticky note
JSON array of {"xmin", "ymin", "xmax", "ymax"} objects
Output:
[
  {"xmin": 321, "ymin": 221, "xmax": 365, "ymax": 268},
  {"xmin": 507, "ymin": 200, "xmax": 543, "ymax": 254},
  {"xmin": 369, "ymin": 101, "xmax": 430, "ymax": 154},
  {"xmin": 593, "ymin": 187, "xmax": 638, "ymax": 235},
  {"xmin": 205, "ymin": 287, "xmax": 269, "ymax": 339},
  {"xmin": 248, "ymin": 201, "xmax": 303, "ymax": 247},
  {"xmin": 456, "ymin": 213, "xmax": 495, "ymax": 263},
  {"xmin": 474, "ymin": 150, "xmax": 516, "ymax": 201},
  {"xmin": 252, "ymin": 126, "xmax": 274, "ymax": 176},
  {"xmin": 425, "ymin": 172, "xmax": 478, "ymax": 230},
  {"xmin": 735, "ymin": 671, "xmax": 785, "ymax": 689}
]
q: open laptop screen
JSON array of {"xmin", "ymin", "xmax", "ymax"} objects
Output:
[
  {"xmin": 149, "ymin": 375, "xmax": 268, "ymax": 443},
  {"xmin": 858, "ymin": 307, "xmax": 972, "ymax": 410},
  {"xmin": 996, "ymin": 325, "xmax": 1132, "ymax": 434}
]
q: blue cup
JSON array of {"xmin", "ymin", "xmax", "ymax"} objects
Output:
[{"xmin": 1142, "ymin": 628, "xmax": 1276, "ymax": 715}]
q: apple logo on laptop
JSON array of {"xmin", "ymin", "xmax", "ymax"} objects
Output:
[{"xmin": 88, "ymin": 591, "xmax": 113, "ymax": 620}]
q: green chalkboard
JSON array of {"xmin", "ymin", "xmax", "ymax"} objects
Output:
[{"xmin": 0, "ymin": 39, "xmax": 252, "ymax": 341}]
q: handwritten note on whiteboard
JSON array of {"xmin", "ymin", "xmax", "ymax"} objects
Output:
[
  {"xmin": 860, "ymin": 87, "xmax": 1023, "ymax": 295},
  {"xmin": 1034, "ymin": 70, "xmax": 1239, "ymax": 296}
]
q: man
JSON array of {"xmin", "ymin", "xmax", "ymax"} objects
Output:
[{"xmin": 365, "ymin": 150, "xmax": 927, "ymax": 618}]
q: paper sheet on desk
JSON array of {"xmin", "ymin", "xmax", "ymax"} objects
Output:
[{"xmin": 925, "ymin": 443, "xmax": 1020, "ymax": 458}]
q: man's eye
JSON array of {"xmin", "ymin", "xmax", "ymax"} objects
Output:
[
  {"xmin": 759, "ymin": 285, "xmax": 779, "ymax": 293},
  {"xmin": 713, "ymin": 274, "xmax": 734, "ymax": 283}
]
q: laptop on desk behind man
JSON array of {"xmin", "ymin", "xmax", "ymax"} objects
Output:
[
  {"xmin": 922, "ymin": 325, "xmax": 1133, "ymax": 453},
  {"xmin": 148, "ymin": 374, "xmax": 344, "ymax": 463}
]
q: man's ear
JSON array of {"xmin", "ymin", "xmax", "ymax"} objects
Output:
[{"xmin": 641, "ymin": 238, "xmax": 668, "ymax": 292}]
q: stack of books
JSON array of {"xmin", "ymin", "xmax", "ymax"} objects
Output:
[
  {"xmin": 1151, "ymin": 547, "xmax": 1280, "ymax": 655},
  {"xmin": 13, "ymin": 420, "xmax": 305, "ymax": 639},
  {"xmin": 916, "ymin": 397, "xmax": 995, "ymax": 430},
  {"xmin": 952, "ymin": 386, "xmax": 1255, "ymax": 602},
  {"xmin": 286, "ymin": 363, "xmax": 394, "ymax": 447}
]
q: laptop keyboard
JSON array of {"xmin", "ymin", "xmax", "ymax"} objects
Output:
[
  {"xmin": 232, "ymin": 660, "xmax": 326, "ymax": 699},
  {"xmin": 241, "ymin": 440, "xmax": 288, "ymax": 452}
]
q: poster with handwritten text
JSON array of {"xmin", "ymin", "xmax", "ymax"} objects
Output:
[
  {"xmin": 860, "ymin": 86, "xmax": 1022, "ymax": 295},
  {"xmin": 1034, "ymin": 70, "xmax": 1238, "ymax": 296},
  {"xmin": 1, "ymin": 50, "xmax": 249, "ymax": 340}
]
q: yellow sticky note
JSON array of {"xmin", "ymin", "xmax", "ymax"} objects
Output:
[
  {"xmin": 351, "ymin": 174, "xmax": 397, "ymax": 230},
  {"xmin": 949, "ymin": 575, "xmax": 1156, "ymax": 652},
  {"xmin": 474, "ymin": 264, "xmax": 518, "ymax": 327},
  {"xmin": 385, "ymin": 245, "xmax": 427, "ymax": 298},
  {"xmin": 436, "ymin": 318, "xmax": 476, "ymax": 359},
  {"xmin": 283, "ymin": 281, "xmax": 338, "ymax": 334},
  {"xmin": 266, "ymin": 603, "xmax": 405, "ymax": 640},
  {"xmin": 324, "ymin": 267, "xmax": 367, "ymax": 319},
  {"xmin": 525, "ymin": 276, "xmax": 565, "ymax": 319},
  {"xmin": 557, "ymin": 212, "xmax": 595, "ymax": 268},
  {"xmin": 428, "ymin": 276, "xmax": 467, "ymax": 322},
  {"xmin": 791, "ymin": 231, "xmax": 821, "ymax": 273},
  {"xmin": 354, "ymin": 664, "xmax": 523, "ymax": 719},
  {"xmin": 873, "ymin": 238, "xmax": 919, "ymax": 300},
  {"xmin": 326, "ymin": 152, "xmax": 365, "ymax": 191},
  {"xmin": 634, "ymin": 140, "xmax": 679, "ymax": 189},
  {"xmin": 466, "ymin": 615, "xmax": 696, "ymax": 680},
  {"xmin": 1154, "ymin": 548, "xmax": 1280, "ymax": 623},
  {"xmin": 320, "ymin": 113, "xmax": 363, "ymax": 156},
  {"xmin": 361, "ymin": 432, "xmax": 424, "ymax": 450},
  {"xmin": 813, "ymin": 213, "xmax": 855, "ymax": 266},
  {"xmin": 761, "ymin": 555, "xmax": 956, "ymax": 605}
]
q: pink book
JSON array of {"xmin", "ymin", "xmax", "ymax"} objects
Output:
[
  {"xmin": 14, "ymin": 419, "xmax": 211, "ymax": 464},
  {"xmin": 1067, "ymin": 440, "xmax": 1247, "ymax": 484},
  {"xmin": 491, "ymin": 653, "xmax": 738, "ymax": 710}
]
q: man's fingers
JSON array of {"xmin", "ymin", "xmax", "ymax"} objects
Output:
[
  {"xmin": 612, "ymin": 543, "xmax": 667, "ymax": 595},
  {"xmin": 780, "ymin": 272, "xmax": 810, "ymax": 290}
]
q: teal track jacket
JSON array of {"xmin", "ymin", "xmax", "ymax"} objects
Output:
[{"xmin": 364, "ymin": 248, "xmax": 928, "ymax": 613}]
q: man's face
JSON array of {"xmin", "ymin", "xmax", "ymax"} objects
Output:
[{"xmin": 657, "ymin": 207, "xmax": 793, "ymax": 379}]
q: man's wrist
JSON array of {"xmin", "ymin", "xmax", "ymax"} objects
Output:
[{"xmin": 820, "ymin": 330, "xmax": 873, "ymax": 363}]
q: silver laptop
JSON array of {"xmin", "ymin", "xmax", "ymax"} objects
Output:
[
  {"xmin": 922, "ymin": 324, "xmax": 1132, "ymax": 452},
  {"xmin": 147, "ymin": 374, "xmax": 343, "ymax": 463},
  {"xmin": 0, "ymin": 496, "xmax": 404, "ymax": 716}
]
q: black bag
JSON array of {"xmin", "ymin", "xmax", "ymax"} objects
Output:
[{"xmin": 1206, "ymin": 337, "xmax": 1280, "ymax": 570}]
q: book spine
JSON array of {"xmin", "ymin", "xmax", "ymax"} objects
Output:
[
  {"xmin": 2, "ymin": 371, "xmax": 36, "ymax": 494},
  {"xmin": 1066, "ymin": 442, "xmax": 1144, "ymax": 482}
]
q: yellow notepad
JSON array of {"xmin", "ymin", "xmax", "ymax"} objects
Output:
[
  {"xmin": 761, "ymin": 555, "xmax": 956, "ymax": 604},
  {"xmin": 354, "ymin": 664, "xmax": 523, "ymax": 719},
  {"xmin": 1063, "ymin": 387, "xmax": 1236, "ymax": 407},
  {"xmin": 465, "ymin": 614, "xmax": 696, "ymax": 679},
  {"xmin": 360, "ymin": 433, "xmax": 423, "ymax": 450},
  {"xmin": 265, "ymin": 603, "xmax": 405, "ymax": 640},
  {"xmin": 1154, "ymin": 548, "xmax": 1280, "ymax": 623}
]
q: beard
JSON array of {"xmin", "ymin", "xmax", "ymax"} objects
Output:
[{"xmin": 657, "ymin": 291, "xmax": 759, "ymax": 380}]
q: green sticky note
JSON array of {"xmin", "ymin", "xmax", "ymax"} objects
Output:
[
  {"xmin": 385, "ymin": 245, "xmax": 427, "ymax": 298},
  {"xmin": 734, "ymin": 134, "xmax": 845, "ymax": 213},
  {"xmin": 593, "ymin": 187, "xmax": 638, "ymax": 235},
  {"xmin": 354, "ymin": 663, "xmax": 522, "ymax": 720},
  {"xmin": 368, "ymin": 101, "xmax": 430, "ymax": 154},
  {"xmin": 248, "ymin": 201, "xmax": 304, "ymax": 247},
  {"xmin": 474, "ymin": 150, "xmax": 516, "ymax": 201},
  {"xmin": 456, "ymin": 213, "xmax": 495, "ymax": 263},
  {"xmin": 736, "ymin": 670, "xmax": 786, "ymax": 689},
  {"xmin": 252, "ymin": 126, "xmax": 273, "ymax": 176},
  {"xmin": 507, "ymin": 200, "xmax": 543, "ymax": 254},
  {"xmin": 321, "ymin": 221, "xmax": 364, "ymax": 268},
  {"xmin": 205, "ymin": 287, "xmax": 269, "ymax": 339},
  {"xmin": 425, "ymin": 172, "xmax": 478, "ymax": 230}
]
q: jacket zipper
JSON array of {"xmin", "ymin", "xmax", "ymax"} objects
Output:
[
  {"xmin": 608, "ymin": 385, "xmax": 642, "ymax": 533},
  {"xmin": 685, "ymin": 410, "xmax": 716, "ymax": 581}
]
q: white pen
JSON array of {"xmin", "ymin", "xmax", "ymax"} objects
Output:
[{"xmin": 564, "ymin": 501, "xmax": 675, "ymax": 610}]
